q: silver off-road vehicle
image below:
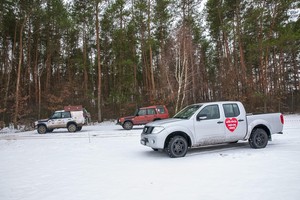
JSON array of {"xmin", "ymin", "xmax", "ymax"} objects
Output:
[{"xmin": 34, "ymin": 105, "xmax": 90, "ymax": 134}]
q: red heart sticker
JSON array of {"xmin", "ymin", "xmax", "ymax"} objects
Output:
[{"xmin": 225, "ymin": 118, "xmax": 238, "ymax": 132}]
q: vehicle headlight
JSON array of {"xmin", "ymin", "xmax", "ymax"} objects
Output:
[{"xmin": 152, "ymin": 126, "xmax": 164, "ymax": 134}]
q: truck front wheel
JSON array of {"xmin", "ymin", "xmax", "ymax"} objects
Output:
[
  {"xmin": 249, "ymin": 128, "xmax": 268, "ymax": 149},
  {"xmin": 166, "ymin": 136, "xmax": 188, "ymax": 158},
  {"xmin": 123, "ymin": 121, "xmax": 133, "ymax": 130},
  {"xmin": 38, "ymin": 125, "xmax": 47, "ymax": 134}
]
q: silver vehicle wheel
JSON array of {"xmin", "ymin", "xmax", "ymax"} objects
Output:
[
  {"xmin": 68, "ymin": 124, "xmax": 77, "ymax": 132},
  {"xmin": 249, "ymin": 128, "xmax": 268, "ymax": 149},
  {"xmin": 166, "ymin": 136, "xmax": 188, "ymax": 158},
  {"xmin": 38, "ymin": 125, "xmax": 47, "ymax": 134}
]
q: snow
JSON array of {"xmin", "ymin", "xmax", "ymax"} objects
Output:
[{"xmin": 1, "ymin": 115, "xmax": 300, "ymax": 200}]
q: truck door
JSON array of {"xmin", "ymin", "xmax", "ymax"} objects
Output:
[
  {"xmin": 146, "ymin": 108, "xmax": 157, "ymax": 122},
  {"xmin": 222, "ymin": 103, "xmax": 247, "ymax": 142},
  {"xmin": 194, "ymin": 104, "xmax": 226, "ymax": 145},
  {"xmin": 61, "ymin": 111, "xmax": 72, "ymax": 127},
  {"xmin": 135, "ymin": 109, "xmax": 148, "ymax": 125},
  {"xmin": 48, "ymin": 112, "xmax": 63, "ymax": 129}
]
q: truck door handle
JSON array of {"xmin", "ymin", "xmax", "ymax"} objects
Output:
[
  {"xmin": 217, "ymin": 121, "xmax": 224, "ymax": 124},
  {"xmin": 238, "ymin": 119, "xmax": 244, "ymax": 122}
]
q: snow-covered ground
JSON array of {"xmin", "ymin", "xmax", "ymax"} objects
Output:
[{"xmin": 1, "ymin": 115, "xmax": 300, "ymax": 200}]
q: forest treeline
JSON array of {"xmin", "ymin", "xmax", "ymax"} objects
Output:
[{"xmin": 0, "ymin": 0, "xmax": 299, "ymax": 126}]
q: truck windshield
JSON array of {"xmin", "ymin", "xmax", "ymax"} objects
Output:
[
  {"xmin": 174, "ymin": 104, "xmax": 202, "ymax": 119},
  {"xmin": 134, "ymin": 109, "xmax": 139, "ymax": 116}
]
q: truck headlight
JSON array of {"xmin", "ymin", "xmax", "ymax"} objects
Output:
[{"xmin": 152, "ymin": 126, "xmax": 164, "ymax": 134}]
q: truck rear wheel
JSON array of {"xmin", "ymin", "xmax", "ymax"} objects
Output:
[
  {"xmin": 68, "ymin": 124, "xmax": 77, "ymax": 132},
  {"xmin": 166, "ymin": 136, "xmax": 188, "ymax": 158},
  {"xmin": 249, "ymin": 128, "xmax": 268, "ymax": 149},
  {"xmin": 38, "ymin": 125, "xmax": 47, "ymax": 134}
]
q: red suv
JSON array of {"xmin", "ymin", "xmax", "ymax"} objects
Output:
[{"xmin": 117, "ymin": 105, "xmax": 169, "ymax": 130}]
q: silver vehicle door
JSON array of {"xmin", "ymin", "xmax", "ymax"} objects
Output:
[{"xmin": 194, "ymin": 104, "xmax": 226, "ymax": 145}]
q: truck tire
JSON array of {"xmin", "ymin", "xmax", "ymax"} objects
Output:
[
  {"xmin": 249, "ymin": 128, "xmax": 268, "ymax": 149},
  {"xmin": 67, "ymin": 123, "xmax": 77, "ymax": 132},
  {"xmin": 38, "ymin": 125, "xmax": 47, "ymax": 134},
  {"xmin": 77, "ymin": 126, "xmax": 82, "ymax": 131},
  {"xmin": 166, "ymin": 136, "xmax": 188, "ymax": 158},
  {"xmin": 123, "ymin": 121, "xmax": 133, "ymax": 130}
]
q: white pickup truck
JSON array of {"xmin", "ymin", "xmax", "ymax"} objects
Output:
[{"xmin": 140, "ymin": 101, "xmax": 284, "ymax": 158}]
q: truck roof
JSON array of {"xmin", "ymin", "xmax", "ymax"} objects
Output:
[
  {"xmin": 191, "ymin": 101, "xmax": 241, "ymax": 106},
  {"xmin": 64, "ymin": 105, "xmax": 83, "ymax": 111},
  {"xmin": 139, "ymin": 105, "xmax": 166, "ymax": 109},
  {"xmin": 54, "ymin": 105, "xmax": 85, "ymax": 113}
]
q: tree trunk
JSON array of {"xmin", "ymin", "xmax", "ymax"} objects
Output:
[
  {"xmin": 83, "ymin": 26, "xmax": 88, "ymax": 97},
  {"xmin": 148, "ymin": 0, "xmax": 155, "ymax": 100},
  {"xmin": 14, "ymin": 19, "xmax": 26, "ymax": 125},
  {"xmin": 27, "ymin": 19, "xmax": 32, "ymax": 102},
  {"xmin": 235, "ymin": 3, "xmax": 247, "ymax": 99},
  {"xmin": 96, "ymin": 1, "xmax": 102, "ymax": 122},
  {"xmin": 33, "ymin": 36, "xmax": 39, "ymax": 106}
]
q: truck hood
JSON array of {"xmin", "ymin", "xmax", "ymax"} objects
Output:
[
  {"xmin": 38, "ymin": 118, "xmax": 49, "ymax": 122},
  {"xmin": 34, "ymin": 118, "xmax": 49, "ymax": 126},
  {"xmin": 118, "ymin": 116, "xmax": 135, "ymax": 123},
  {"xmin": 146, "ymin": 118, "xmax": 185, "ymax": 127},
  {"xmin": 123, "ymin": 116, "xmax": 135, "ymax": 120}
]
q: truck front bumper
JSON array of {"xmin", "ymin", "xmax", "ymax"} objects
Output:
[
  {"xmin": 116, "ymin": 118, "xmax": 123, "ymax": 126},
  {"xmin": 140, "ymin": 134, "xmax": 165, "ymax": 149}
]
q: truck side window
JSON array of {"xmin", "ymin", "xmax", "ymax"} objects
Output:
[
  {"xmin": 138, "ymin": 109, "xmax": 147, "ymax": 116},
  {"xmin": 223, "ymin": 104, "xmax": 240, "ymax": 117},
  {"xmin": 147, "ymin": 108, "xmax": 156, "ymax": 115},
  {"xmin": 51, "ymin": 112, "xmax": 61, "ymax": 119},
  {"xmin": 198, "ymin": 105, "xmax": 220, "ymax": 120},
  {"xmin": 156, "ymin": 106, "xmax": 165, "ymax": 114},
  {"xmin": 62, "ymin": 112, "xmax": 71, "ymax": 118}
]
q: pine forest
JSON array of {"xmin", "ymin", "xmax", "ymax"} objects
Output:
[{"xmin": 0, "ymin": 0, "xmax": 299, "ymax": 127}]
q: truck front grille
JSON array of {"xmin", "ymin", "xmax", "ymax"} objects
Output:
[{"xmin": 143, "ymin": 126, "xmax": 154, "ymax": 134}]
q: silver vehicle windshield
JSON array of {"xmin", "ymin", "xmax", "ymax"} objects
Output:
[{"xmin": 173, "ymin": 104, "xmax": 202, "ymax": 119}]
